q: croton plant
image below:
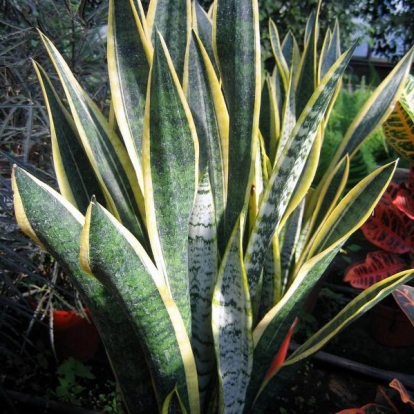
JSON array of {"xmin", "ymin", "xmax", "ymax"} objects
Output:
[
  {"xmin": 344, "ymin": 75, "xmax": 414, "ymax": 324},
  {"xmin": 10, "ymin": 0, "xmax": 414, "ymax": 412}
]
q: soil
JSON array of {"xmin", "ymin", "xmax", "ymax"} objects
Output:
[{"xmin": 275, "ymin": 308, "xmax": 414, "ymax": 413}]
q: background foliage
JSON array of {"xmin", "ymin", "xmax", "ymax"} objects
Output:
[{"xmin": 197, "ymin": 0, "xmax": 413, "ymax": 62}]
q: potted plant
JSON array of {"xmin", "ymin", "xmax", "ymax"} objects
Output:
[{"xmin": 9, "ymin": 0, "xmax": 414, "ymax": 412}]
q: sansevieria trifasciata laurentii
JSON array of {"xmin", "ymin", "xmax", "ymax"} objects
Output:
[{"xmin": 11, "ymin": 0, "xmax": 414, "ymax": 412}]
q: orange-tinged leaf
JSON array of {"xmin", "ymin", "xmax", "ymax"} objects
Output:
[
  {"xmin": 336, "ymin": 404, "xmax": 395, "ymax": 414},
  {"xmin": 264, "ymin": 317, "xmax": 297, "ymax": 379},
  {"xmin": 344, "ymin": 251, "xmax": 408, "ymax": 289},
  {"xmin": 392, "ymin": 285, "xmax": 414, "ymax": 326},
  {"xmin": 389, "ymin": 379, "xmax": 414, "ymax": 408}
]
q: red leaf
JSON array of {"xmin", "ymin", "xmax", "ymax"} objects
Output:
[
  {"xmin": 393, "ymin": 186, "xmax": 414, "ymax": 219},
  {"xmin": 344, "ymin": 251, "xmax": 408, "ymax": 289},
  {"xmin": 392, "ymin": 285, "xmax": 414, "ymax": 327},
  {"xmin": 361, "ymin": 185, "xmax": 414, "ymax": 253},
  {"xmin": 264, "ymin": 318, "xmax": 297, "ymax": 380}
]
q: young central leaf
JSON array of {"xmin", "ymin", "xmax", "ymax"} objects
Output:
[
  {"xmin": 214, "ymin": 0, "xmax": 261, "ymax": 247},
  {"xmin": 143, "ymin": 32, "xmax": 198, "ymax": 334}
]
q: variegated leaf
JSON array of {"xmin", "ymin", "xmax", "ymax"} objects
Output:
[
  {"xmin": 244, "ymin": 44, "xmax": 355, "ymax": 301},
  {"xmin": 108, "ymin": 0, "xmax": 151, "ymax": 191},
  {"xmin": 146, "ymin": 0, "xmax": 191, "ymax": 81},
  {"xmin": 80, "ymin": 200, "xmax": 199, "ymax": 414},
  {"xmin": 361, "ymin": 183, "xmax": 414, "ymax": 254},
  {"xmin": 252, "ymin": 268, "xmax": 414, "ymax": 413},
  {"xmin": 143, "ymin": 32, "xmax": 198, "ymax": 333},
  {"xmin": 212, "ymin": 215, "xmax": 253, "ymax": 414},
  {"xmin": 39, "ymin": 32, "xmax": 148, "ymax": 247},
  {"xmin": 188, "ymin": 171, "xmax": 218, "ymax": 407},
  {"xmin": 269, "ymin": 19, "xmax": 289, "ymax": 92},
  {"xmin": 246, "ymin": 162, "xmax": 396, "ymax": 409},
  {"xmin": 214, "ymin": 0, "xmax": 261, "ymax": 247},
  {"xmin": 12, "ymin": 166, "xmax": 157, "ymax": 412},
  {"xmin": 284, "ymin": 269, "xmax": 414, "ymax": 368},
  {"xmin": 185, "ymin": 31, "xmax": 227, "ymax": 234},
  {"xmin": 295, "ymin": 3, "xmax": 320, "ymax": 116},
  {"xmin": 319, "ymin": 20, "xmax": 341, "ymax": 82},
  {"xmin": 383, "ymin": 75, "xmax": 414, "ymax": 165},
  {"xmin": 330, "ymin": 47, "xmax": 414, "ymax": 167},
  {"xmin": 281, "ymin": 31, "xmax": 300, "ymax": 84},
  {"xmin": 32, "ymin": 62, "xmax": 105, "ymax": 214},
  {"xmin": 304, "ymin": 155, "xmax": 349, "ymax": 242},
  {"xmin": 192, "ymin": 1, "xmax": 218, "ymax": 76},
  {"xmin": 274, "ymin": 73, "xmax": 296, "ymax": 164}
]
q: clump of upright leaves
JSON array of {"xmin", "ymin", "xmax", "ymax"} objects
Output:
[{"xmin": 10, "ymin": 0, "xmax": 414, "ymax": 413}]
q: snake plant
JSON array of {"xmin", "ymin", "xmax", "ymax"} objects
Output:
[{"xmin": 12, "ymin": 0, "xmax": 414, "ymax": 412}]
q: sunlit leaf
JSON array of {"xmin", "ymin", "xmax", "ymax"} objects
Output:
[{"xmin": 344, "ymin": 251, "xmax": 408, "ymax": 289}]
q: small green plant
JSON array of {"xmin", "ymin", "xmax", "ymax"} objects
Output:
[
  {"xmin": 91, "ymin": 382, "xmax": 119, "ymax": 414},
  {"xmin": 10, "ymin": 0, "xmax": 414, "ymax": 412},
  {"xmin": 54, "ymin": 357, "xmax": 96, "ymax": 406}
]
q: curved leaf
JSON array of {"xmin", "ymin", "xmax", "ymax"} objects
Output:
[
  {"xmin": 294, "ymin": 2, "xmax": 320, "ymax": 116},
  {"xmin": 32, "ymin": 61, "xmax": 105, "ymax": 214},
  {"xmin": 253, "ymin": 268, "xmax": 414, "ymax": 412},
  {"xmin": 192, "ymin": 1, "xmax": 217, "ymax": 76},
  {"xmin": 80, "ymin": 200, "xmax": 199, "ymax": 414},
  {"xmin": 285, "ymin": 269, "xmax": 414, "ymax": 366},
  {"xmin": 319, "ymin": 20, "xmax": 341, "ymax": 83},
  {"xmin": 281, "ymin": 31, "xmax": 300, "ymax": 85},
  {"xmin": 12, "ymin": 166, "xmax": 157, "ymax": 412},
  {"xmin": 392, "ymin": 285, "xmax": 414, "ymax": 326},
  {"xmin": 330, "ymin": 47, "xmax": 414, "ymax": 167},
  {"xmin": 304, "ymin": 155, "xmax": 349, "ymax": 245},
  {"xmin": 39, "ymin": 32, "xmax": 148, "ymax": 247},
  {"xmin": 247, "ymin": 162, "xmax": 396, "ymax": 408},
  {"xmin": 307, "ymin": 162, "xmax": 397, "ymax": 258}
]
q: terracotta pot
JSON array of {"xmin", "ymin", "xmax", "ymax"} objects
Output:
[
  {"xmin": 52, "ymin": 309, "xmax": 99, "ymax": 361},
  {"xmin": 369, "ymin": 303, "xmax": 414, "ymax": 348}
]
